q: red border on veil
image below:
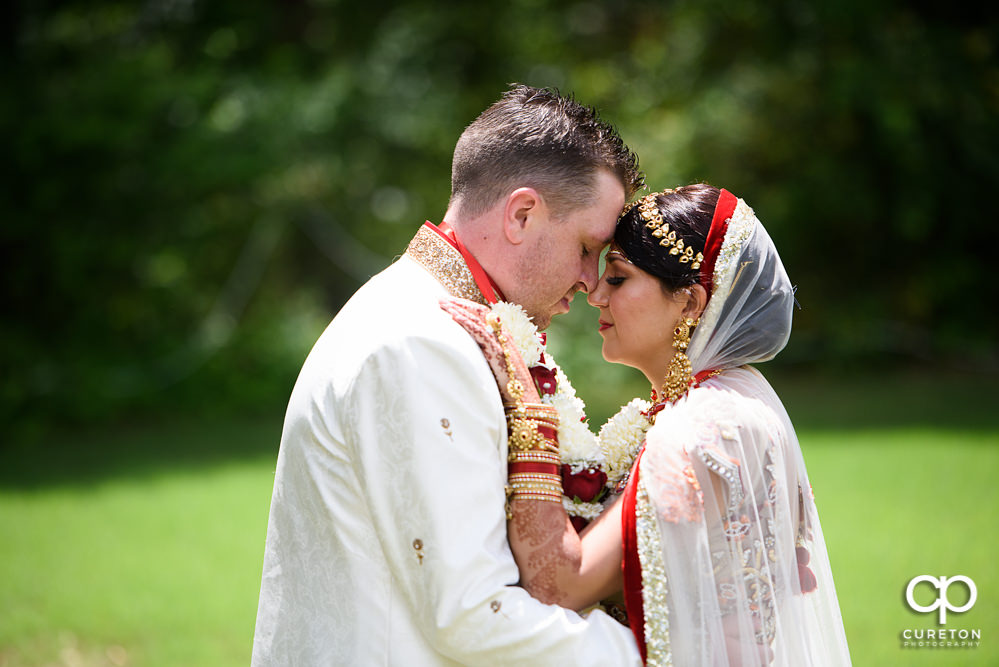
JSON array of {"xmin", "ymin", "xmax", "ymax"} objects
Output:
[
  {"xmin": 699, "ymin": 188, "xmax": 737, "ymax": 296},
  {"xmin": 621, "ymin": 448, "xmax": 647, "ymax": 662}
]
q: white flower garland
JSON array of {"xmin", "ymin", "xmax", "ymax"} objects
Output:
[{"xmin": 490, "ymin": 302, "xmax": 653, "ymax": 518}]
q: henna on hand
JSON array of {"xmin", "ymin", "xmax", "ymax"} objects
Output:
[{"xmin": 508, "ymin": 499, "xmax": 581, "ymax": 606}]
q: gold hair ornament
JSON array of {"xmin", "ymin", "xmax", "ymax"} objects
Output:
[{"xmin": 622, "ymin": 190, "xmax": 704, "ymax": 270}]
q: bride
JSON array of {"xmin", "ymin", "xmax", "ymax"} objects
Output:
[{"xmin": 445, "ymin": 184, "xmax": 851, "ymax": 666}]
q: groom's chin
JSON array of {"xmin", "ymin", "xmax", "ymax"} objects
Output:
[{"xmin": 530, "ymin": 311, "xmax": 553, "ymax": 331}]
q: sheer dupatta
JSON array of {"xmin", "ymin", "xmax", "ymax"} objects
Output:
[{"xmin": 623, "ymin": 194, "xmax": 851, "ymax": 665}]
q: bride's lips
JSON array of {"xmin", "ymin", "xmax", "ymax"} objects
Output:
[{"xmin": 598, "ymin": 319, "xmax": 613, "ymax": 332}]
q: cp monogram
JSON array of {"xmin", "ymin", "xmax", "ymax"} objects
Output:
[{"xmin": 905, "ymin": 575, "xmax": 977, "ymax": 624}]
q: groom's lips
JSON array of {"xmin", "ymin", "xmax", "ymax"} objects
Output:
[{"xmin": 598, "ymin": 320, "xmax": 613, "ymax": 332}]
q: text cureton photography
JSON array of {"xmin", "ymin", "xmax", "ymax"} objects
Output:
[{"xmin": 901, "ymin": 575, "xmax": 982, "ymax": 650}]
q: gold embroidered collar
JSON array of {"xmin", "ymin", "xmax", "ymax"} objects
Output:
[{"xmin": 405, "ymin": 225, "xmax": 488, "ymax": 305}]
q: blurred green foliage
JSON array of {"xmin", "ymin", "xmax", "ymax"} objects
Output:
[{"xmin": 3, "ymin": 0, "xmax": 997, "ymax": 430}]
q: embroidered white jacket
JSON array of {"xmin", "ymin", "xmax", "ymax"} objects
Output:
[{"xmin": 251, "ymin": 254, "xmax": 640, "ymax": 665}]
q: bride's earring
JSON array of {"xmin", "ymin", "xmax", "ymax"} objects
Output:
[{"xmin": 661, "ymin": 317, "xmax": 698, "ymax": 402}]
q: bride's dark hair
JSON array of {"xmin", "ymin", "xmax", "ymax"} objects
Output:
[{"xmin": 614, "ymin": 183, "xmax": 720, "ymax": 291}]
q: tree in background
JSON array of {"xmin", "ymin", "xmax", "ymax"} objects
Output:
[{"xmin": 2, "ymin": 0, "xmax": 996, "ymax": 430}]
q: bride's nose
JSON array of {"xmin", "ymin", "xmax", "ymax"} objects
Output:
[{"xmin": 587, "ymin": 277, "xmax": 609, "ymax": 308}]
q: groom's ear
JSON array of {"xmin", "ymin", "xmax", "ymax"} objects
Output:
[{"xmin": 502, "ymin": 187, "xmax": 543, "ymax": 245}]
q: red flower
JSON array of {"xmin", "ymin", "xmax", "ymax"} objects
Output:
[
  {"xmin": 795, "ymin": 546, "xmax": 810, "ymax": 566},
  {"xmin": 798, "ymin": 564, "xmax": 818, "ymax": 593},
  {"xmin": 530, "ymin": 365, "xmax": 558, "ymax": 395},
  {"xmin": 796, "ymin": 546, "xmax": 817, "ymax": 593},
  {"xmin": 561, "ymin": 464, "xmax": 607, "ymax": 503},
  {"xmin": 570, "ymin": 515, "xmax": 590, "ymax": 533}
]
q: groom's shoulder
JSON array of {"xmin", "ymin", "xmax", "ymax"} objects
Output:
[
  {"xmin": 312, "ymin": 257, "xmax": 482, "ymax": 369},
  {"xmin": 341, "ymin": 258, "xmax": 460, "ymax": 337}
]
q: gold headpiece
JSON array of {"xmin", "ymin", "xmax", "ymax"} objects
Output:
[{"xmin": 621, "ymin": 190, "xmax": 704, "ymax": 270}]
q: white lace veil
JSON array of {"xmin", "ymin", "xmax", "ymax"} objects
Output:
[
  {"xmin": 686, "ymin": 198, "xmax": 795, "ymax": 375},
  {"xmin": 630, "ymin": 193, "xmax": 851, "ymax": 666}
]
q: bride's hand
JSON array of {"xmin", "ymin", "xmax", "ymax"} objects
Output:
[{"xmin": 439, "ymin": 297, "xmax": 540, "ymax": 404}]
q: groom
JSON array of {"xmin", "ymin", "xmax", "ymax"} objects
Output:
[{"xmin": 252, "ymin": 84, "xmax": 643, "ymax": 665}]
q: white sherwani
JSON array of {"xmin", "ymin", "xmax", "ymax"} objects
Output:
[{"xmin": 252, "ymin": 227, "xmax": 640, "ymax": 666}]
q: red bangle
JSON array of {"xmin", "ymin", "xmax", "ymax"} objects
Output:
[{"xmin": 508, "ymin": 461, "xmax": 560, "ymax": 476}]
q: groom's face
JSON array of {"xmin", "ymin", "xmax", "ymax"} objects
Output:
[{"xmin": 512, "ymin": 169, "xmax": 625, "ymax": 329}]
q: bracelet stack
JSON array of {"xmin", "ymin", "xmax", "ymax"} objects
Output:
[
  {"xmin": 506, "ymin": 408, "xmax": 563, "ymax": 515},
  {"xmin": 506, "ymin": 402, "xmax": 560, "ymax": 453},
  {"xmin": 485, "ymin": 312, "xmax": 565, "ymax": 519}
]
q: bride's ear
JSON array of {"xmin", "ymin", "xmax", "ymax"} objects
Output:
[{"xmin": 682, "ymin": 283, "xmax": 709, "ymax": 321}]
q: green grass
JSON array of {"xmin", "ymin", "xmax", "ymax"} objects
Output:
[
  {"xmin": 1, "ymin": 373, "xmax": 997, "ymax": 666},
  {"xmin": 0, "ymin": 418, "xmax": 281, "ymax": 666},
  {"xmin": 804, "ymin": 429, "xmax": 997, "ymax": 666}
]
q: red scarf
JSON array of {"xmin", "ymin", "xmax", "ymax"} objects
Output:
[{"xmin": 699, "ymin": 188, "xmax": 738, "ymax": 297}]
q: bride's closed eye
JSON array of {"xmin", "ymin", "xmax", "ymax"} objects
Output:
[{"xmin": 606, "ymin": 276, "xmax": 625, "ymax": 286}]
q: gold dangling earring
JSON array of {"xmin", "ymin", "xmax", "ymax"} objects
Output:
[{"xmin": 661, "ymin": 317, "xmax": 698, "ymax": 402}]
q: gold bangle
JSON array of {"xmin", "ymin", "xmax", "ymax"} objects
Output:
[
  {"xmin": 509, "ymin": 481, "xmax": 563, "ymax": 492},
  {"xmin": 508, "ymin": 472, "xmax": 562, "ymax": 481},
  {"xmin": 505, "ymin": 413, "xmax": 558, "ymax": 432},
  {"xmin": 508, "ymin": 450, "xmax": 561, "ymax": 465},
  {"xmin": 509, "ymin": 491, "xmax": 563, "ymax": 503},
  {"xmin": 506, "ymin": 401, "xmax": 558, "ymax": 414},
  {"xmin": 507, "ymin": 419, "xmax": 557, "ymax": 451},
  {"xmin": 509, "ymin": 485, "xmax": 563, "ymax": 495},
  {"xmin": 536, "ymin": 438, "xmax": 560, "ymax": 454},
  {"xmin": 505, "ymin": 418, "xmax": 560, "ymax": 453},
  {"xmin": 508, "ymin": 479, "xmax": 563, "ymax": 491},
  {"xmin": 507, "ymin": 403, "xmax": 560, "ymax": 425},
  {"xmin": 509, "ymin": 483, "xmax": 563, "ymax": 496},
  {"xmin": 508, "ymin": 473, "xmax": 562, "ymax": 484}
]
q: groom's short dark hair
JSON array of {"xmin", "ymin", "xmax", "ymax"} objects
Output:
[{"xmin": 449, "ymin": 84, "xmax": 643, "ymax": 220}]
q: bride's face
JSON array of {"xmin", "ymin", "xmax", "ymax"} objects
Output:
[{"xmin": 587, "ymin": 251, "xmax": 690, "ymax": 385}]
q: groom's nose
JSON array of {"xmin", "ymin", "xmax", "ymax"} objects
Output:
[{"xmin": 579, "ymin": 256, "xmax": 599, "ymax": 293}]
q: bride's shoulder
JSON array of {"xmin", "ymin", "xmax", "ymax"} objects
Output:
[{"xmin": 647, "ymin": 377, "xmax": 779, "ymax": 448}]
